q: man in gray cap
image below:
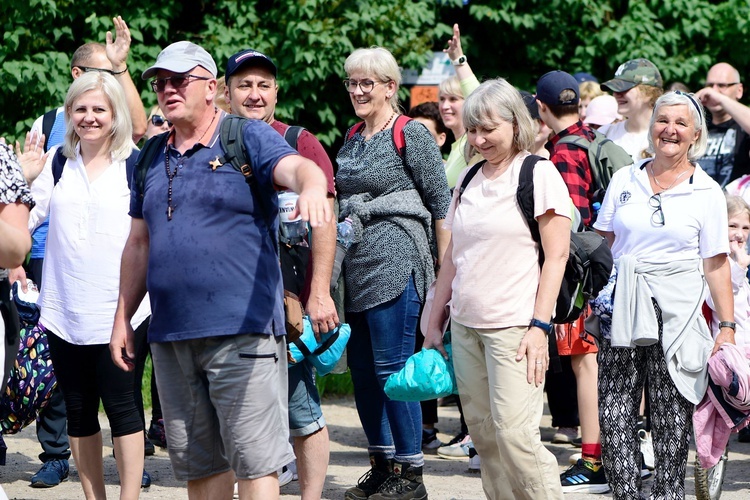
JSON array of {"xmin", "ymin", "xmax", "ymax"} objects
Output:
[
  {"xmin": 695, "ymin": 62, "xmax": 750, "ymax": 186},
  {"xmin": 224, "ymin": 48, "xmax": 336, "ymax": 500},
  {"xmin": 110, "ymin": 41, "xmax": 331, "ymax": 500}
]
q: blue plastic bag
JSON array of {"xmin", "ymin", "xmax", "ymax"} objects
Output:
[
  {"xmin": 384, "ymin": 343, "xmax": 457, "ymax": 402},
  {"xmin": 288, "ymin": 318, "xmax": 351, "ymax": 376}
]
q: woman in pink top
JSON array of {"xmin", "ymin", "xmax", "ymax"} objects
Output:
[{"xmin": 424, "ymin": 78, "xmax": 571, "ymax": 499}]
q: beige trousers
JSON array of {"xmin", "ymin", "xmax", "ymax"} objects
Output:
[{"xmin": 452, "ymin": 321, "xmax": 562, "ymax": 500}]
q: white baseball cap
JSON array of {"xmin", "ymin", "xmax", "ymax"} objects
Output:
[{"xmin": 142, "ymin": 41, "xmax": 217, "ymax": 80}]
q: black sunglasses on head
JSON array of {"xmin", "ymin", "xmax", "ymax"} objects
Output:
[{"xmin": 151, "ymin": 115, "xmax": 171, "ymax": 127}]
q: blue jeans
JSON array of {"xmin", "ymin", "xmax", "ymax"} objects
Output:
[{"xmin": 347, "ymin": 276, "xmax": 423, "ymax": 466}]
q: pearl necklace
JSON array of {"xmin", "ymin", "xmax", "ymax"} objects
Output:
[{"xmin": 649, "ymin": 162, "xmax": 690, "ymax": 192}]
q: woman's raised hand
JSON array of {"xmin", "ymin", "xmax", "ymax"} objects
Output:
[{"xmin": 14, "ymin": 131, "xmax": 48, "ymax": 185}]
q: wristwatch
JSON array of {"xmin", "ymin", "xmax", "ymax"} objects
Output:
[
  {"xmin": 451, "ymin": 55, "xmax": 467, "ymax": 66},
  {"xmin": 530, "ymin": 318, "xmax": 554, "ymax": 335},
  {"xmin": 718, "ymin": 321, "xmax": 737, "ymax": 331}
]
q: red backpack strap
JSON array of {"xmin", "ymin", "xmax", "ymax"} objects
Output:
[
  {"xmin": 392, "ymin": 115, "xmax": 411, "ymax": 159},
  {"xmin": 346, "ymin": 122, "xmax": 366, "ymax": 141}
]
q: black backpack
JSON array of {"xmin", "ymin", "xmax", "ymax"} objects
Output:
[{"xmin": 458, "ymin": 155, "xmax": 613, "ymax": 324}]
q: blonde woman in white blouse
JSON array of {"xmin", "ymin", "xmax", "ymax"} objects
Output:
[{"xmin": 13, "ymin": 72, "xmax": 149, "ymax": 500}]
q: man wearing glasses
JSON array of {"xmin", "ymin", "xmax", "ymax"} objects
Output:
[
  {"xmin": 223, "ymin": 48, "xmax": 337, "ymax": 500},
  {"xmin": 695, "ymin": 62, "xmax": 750, "ymax": 187},
  {"xmin": 111, "ymin": 41, "xmax": 331, "ymax": 500},
  {"xmin": 22, "ymin": 16, "xmax": 147, "ymax": 490}
]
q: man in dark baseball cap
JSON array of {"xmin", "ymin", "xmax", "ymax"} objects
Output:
[
  {"xmin": 224, "ymin": 47, "xmax": 338, "ymax": 500},
  {"xmin": 536, "ymin": 70, "xmax": 580, "ymax": 106}
]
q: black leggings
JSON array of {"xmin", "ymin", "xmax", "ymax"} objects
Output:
[{"xmin": 47, "ymin": 323, "xmax": 147, "ymax": 438}]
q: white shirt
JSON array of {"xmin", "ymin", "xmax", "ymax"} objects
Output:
[
  {"xmin": 594, "ymin": 159, "xmax": 729, "ymax": 264},
  {"xmin": 599, "ymin": 120, "xmax": 650, "ymax": 163},
  {"xmin": 30, "ymin": 145, "xmax": 150, "ymax": 345}
]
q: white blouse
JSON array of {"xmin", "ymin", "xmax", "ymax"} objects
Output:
[{"xmin": 29, "ymin": 144, "xmax": 150, "ymax": 345}]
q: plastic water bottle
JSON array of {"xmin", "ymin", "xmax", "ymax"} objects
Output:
[
  {"xmin": 331, "ymin": 218, "xmax": 354, "ymax": 289},
  {"xmin": 336, "ymin": 218, "xmax": 354, "ymax": 249}
]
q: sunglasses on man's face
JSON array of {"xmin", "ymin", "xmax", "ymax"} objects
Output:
[{"xmin": 151, "ymin": 115, "xmax": 171, "ymax": 127}]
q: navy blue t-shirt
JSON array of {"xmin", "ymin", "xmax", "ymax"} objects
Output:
[{"xmin": 130, "ymin": 114, "xmax": 296, "ymax": 342}]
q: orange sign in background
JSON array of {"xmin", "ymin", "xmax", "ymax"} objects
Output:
[{"xmin": 409, "ymin": 86, "xmax": 439, "ymax": 108}]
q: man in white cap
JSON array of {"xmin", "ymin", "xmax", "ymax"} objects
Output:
[{"xmin": 110, "ymin": 41, "xmax": 331, "ymax": 500}]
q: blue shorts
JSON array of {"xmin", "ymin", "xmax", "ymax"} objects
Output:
[{"xmin": 288, "ymin": 359, "xmax": 326, "ymax": 437}]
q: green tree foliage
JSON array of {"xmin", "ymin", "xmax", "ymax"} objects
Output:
[
  {"xmin": 448, "ymin": 0, "xmax": 750, "ymax": 92},
  {"xmin": 0, "ymin": 0, "xmax": 449, "ymax": 146},
  {"xmin": 3, "ymin": 0, "xmax": 750, "ymax": 147}
]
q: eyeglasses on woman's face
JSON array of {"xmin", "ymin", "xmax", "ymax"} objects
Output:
[{"xmin": 343, "ymin": 79, "xmax": 387, "ymax": 94}]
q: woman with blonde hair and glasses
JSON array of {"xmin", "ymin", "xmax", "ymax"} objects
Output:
[
  {"xmin": 13, "ymin": 71, "xmax": 150, "ymax": 500},
  {"xmin": 337, "ymin": 46, "xmax": 451, "ymax": 500},
  {"xmin": 592, "ymin": 91, "xmax": 734, "ymax": 498}
]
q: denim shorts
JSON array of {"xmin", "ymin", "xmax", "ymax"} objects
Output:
[
  {"xmin": 151, "ymin": 333, "xmax": 295, "ymax": 481},
  {"xmin": 288, "ymin": 359, "xmax": 326, "ymax": 437}
]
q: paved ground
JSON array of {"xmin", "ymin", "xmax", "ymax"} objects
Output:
[{"xmin": 1, "ymin": 395, "xmax": 749, "ymax": 499}]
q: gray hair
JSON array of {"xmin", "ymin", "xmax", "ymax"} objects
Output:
[
  {"xmin": 462, "ymin": 78, "xmax": 535, "ymax": 155},
  {"xmin": 63, "ymin": 72, "xmax": 133, "ymax": 161},
  {"xmin": 344, "ymin": 47, "xmax": 401, "ymax": 113},
  {"xmin": 647, "ymin": 91, "xmax": 707, "ymax": 161}
]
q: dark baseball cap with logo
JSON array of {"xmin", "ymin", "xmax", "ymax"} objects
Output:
[
  {"xmin": 600, "ymin": 58, "xmax": 663, "ymax": 92},
  {"xmin": 535, "ymin": 70, "xmax": 580, "ymax": 106},
  {"xmin": 225, "ymin": 49, "xmax": 277, "ymax": 80}
]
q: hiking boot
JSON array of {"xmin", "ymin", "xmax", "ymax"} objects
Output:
[
  {"xmin": 468, "ymin": 445, "xmax": 481, "ymax": 473},
  {"xmin": 370, "ymin": 462, "xmax": 428, "ymax": 500},
  {"xmin": 421, "ymin": 428, "xmax": 442, "ymax": 451},
  {"xmin": 147, "ymin": 418, "xmax": 167, "ymax": 448},
  {"xmin": 30, "ymin": 459, "xmax": 69, "ymax": 488},
  {"xmin": 437, "ymin": 433, "xmax": 472, "ymax": 459},
  {"xmin": 560, "ymin": 458, "xmax": 610, "ymax": 494},
  {"xmin": 551, "ymin": 426, "xmax": 579, "ymax": 444},
  {"xmin": 345, "ymin": 455, "xmax": 393, "ymax": 500}
]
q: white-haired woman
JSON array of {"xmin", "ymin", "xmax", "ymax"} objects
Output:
[
  {"xmin": 424, "ymin": 78, "xmax": 571, "ymax": 499},
  {"xmin": 336, "ymin": 46, "xmax": 451, "ymax": 500},
  {"xmin": 592, "ymin": 91, "xmax": 734, "ymax": 498},
  {"xmin": 14, "ymin": 71, "xmax": 150, "ymax": 500}
]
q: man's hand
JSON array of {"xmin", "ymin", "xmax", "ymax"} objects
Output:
[
  {"xmin": 444, "ymin": 23, "xmax": 464, "ymax": 61},
  {"xmin": 106, "ymin": 16, "xmax": 131, "ymax": 72},
  {"xmin": 295, "ymin": 186, "xmax": 332, "ymax": 229},
  {"xmin": 110, "ymin": 319, "xmax": 136, "ymax": 372},
  {"xmin": 515, "ymin": 326, "xmax": 549, "ymax": 386},
  {"xmin": 306, "ymin": 292, "xmax": 338, "ymax": 341},
  {"xmin": 13, "ymin": 131, "xmax": 48, "ymax": 185},
  {"xmin": 695, "ymin": 87, "xmax": 729, "ymax": 111}
]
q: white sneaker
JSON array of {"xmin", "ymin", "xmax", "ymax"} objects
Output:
[
  {"xmin": 552, "ymin": 427, "xmax": 579, "ymax": 444},
  {"xmin": 638, "ymin": 429, "xmax": 655, "ymax": 470},
  {"xmin": 468, "ymin": 445, "xmax": 481, "ymax": 473},
  {"xmin": 278, "ymin": 462, "xmax": 298, "ymax": 487},
  {"xmin": 568, "ymin": 452, "xmax": 582, "ymax": 465},
  {"xmin": 437, "ymin": 434, "xmax": 472, "ymax": 460}
]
